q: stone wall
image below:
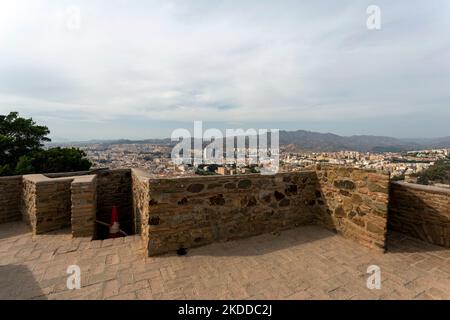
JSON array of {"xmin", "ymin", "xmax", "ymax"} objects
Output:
[
  {"xmin": 316, "ymin": 166, "xmax": 390, "ymax": 251},
  {"xmin": 20, "ymin": 173, "xmax": 99, "ymax": 237},
  {"xmin": 21, "ymin": 177, "xmax": 36, "ymax": 227},
  {"xmin": 44, "ymin": 171, "xmax": 92, "ymax": 178},
  {"xmin": 134, "ymin": 167, "xmax": 390, "ymax": 256},
  {"xmin": 4, "ymin": 169, "xmax": 133, "ymax": 238},
  {"xmin": 96, "ymin": 169, "xmax": 133, "ymax": 236},
  {"xmin": 3, "ymin": 167, "xmax": 447, "ymax": 253},
  {"xmin": 140, "ymin": 171, "xmax": 322, "ymax": 255},
  {"xmin": 21, "ymin": 175, "xmax": 72, "ymax": 234},
  {"xmin": 132, "ymin": 169, "xmax": 151, "ymax": 244},
  {"xmin": 71, "ymin": 175, "xmax": 97, "ymax": 237},
  {"xmin": 0, "ymin": 176, "xmax": 22, "ymax": 223},
  {"xmin": 389, "ymin": 182, "xmax": 450, "ymax": 247}
]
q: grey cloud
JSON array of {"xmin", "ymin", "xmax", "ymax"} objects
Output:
[{"xmin": 0, "ymin": 0, "xmax": 449, "ymax": 139}]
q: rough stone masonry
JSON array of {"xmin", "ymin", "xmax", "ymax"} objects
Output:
[
  {"xmin": 389, "ymin": 181, "xmax": 450, "ymax": 247},
  {"xmin": 133, "ymin": 165, "xmax": 390, "ymax": 256},
  {"xmin": 0, "ymin": 166, "xmax": 448, "ymax": 257}
]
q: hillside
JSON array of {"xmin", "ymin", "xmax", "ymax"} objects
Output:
[
  {"xmin": 279, "ymin": 130, "xmax": 450, "ymax": 152},
  {"xmin": 50, "ymin": 130, "xmax": 450, "ymax": 153}
]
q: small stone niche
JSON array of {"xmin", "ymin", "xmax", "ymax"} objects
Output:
[{"xmin": 93, "ymin": 205, "xmax": 136, "ymax": 240}]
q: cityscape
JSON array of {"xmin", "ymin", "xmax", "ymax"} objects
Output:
[{"xmin": 56, "ymin": 141, "xmax": 450, "ymax": 189}]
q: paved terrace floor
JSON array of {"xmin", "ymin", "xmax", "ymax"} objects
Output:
[{"xmin": 0, "ymin": 221, "xmax": 449, "ymax": 300}]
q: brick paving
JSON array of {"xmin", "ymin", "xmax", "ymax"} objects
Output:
[{"xmin": 0, "ymin": 221, "xmax": 449, "ymax": 300}]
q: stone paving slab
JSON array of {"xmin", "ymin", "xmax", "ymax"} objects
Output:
[{"xmin": 0, "ymin": 221, "xmax": 449, "ymax": 300}]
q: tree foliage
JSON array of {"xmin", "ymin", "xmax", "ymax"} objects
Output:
[
  {"xmin": 15, "ymin": 148, "xmax": 92, "ymax": 175},
  {"xmin": 1, "ymin": 112, "xmax": 91, "ymax": 176},
  {"xmin": 1, "ymin": 112, "xmax": 50, "ymax": 165},
  {"xmin": 391, "ymin": 174, "xmax": 405, "ymax": 181},
  {"xmin": 416, "ymin": 159, "xmax": 450, "ymax": 185}
]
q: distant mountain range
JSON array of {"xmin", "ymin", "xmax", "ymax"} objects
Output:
[
  {"xmin": 279, "ymin": 130, "xmax": 450, "ymax": 152},
  {"xmin": 50, "ymin": 130, "xmax": 450, "ymax": 153}
]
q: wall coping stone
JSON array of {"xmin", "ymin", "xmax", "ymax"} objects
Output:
[
  {"xmin": 23, "ymin": 174, "xmax": 74, "ymax": 183},
  {"xmin": 71, "ymin": 175, "xmax": 96, "ymax": 184},
  {"xmin": 0, "ymin": 175, "xmax": 22, "ymax": 181},
  {"xmin": 145, "ymin": 170, "xmax": 316, "ymax": 183},
  {"xmin": 131, "ymin": 168, "xmax": 153, "ymax": 181},
  {"xmin": 391, "ymin": 181, "xmax": 450, "ymax": 195},
  {"xmin": 315, "ymin": 163, "xmax": 389, "ymax": 175}
]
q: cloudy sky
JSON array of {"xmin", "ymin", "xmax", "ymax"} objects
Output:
[{"xmin": 0, "ymin": 0, "xmax": 449, "ymax": 140}]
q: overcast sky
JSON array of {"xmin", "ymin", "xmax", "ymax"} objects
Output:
[{"xmin": 0, "ymin": 0, "xmax": 449, "ymax": 141}]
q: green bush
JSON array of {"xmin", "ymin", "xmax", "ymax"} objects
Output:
[
  {"xmin": 391, "ymin": 174, "xmax": 405, "ymax": 181},
  {"xmin": 416, "ymin": 160, "xmax": 450, "ymax": 185},
  {"xmin": 15, "ymin": 148, "xmax": 91, "ymax": 175}
]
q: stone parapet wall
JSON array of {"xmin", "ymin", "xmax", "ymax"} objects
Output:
[
  {"xmin": 6, "ymin": 169, "xmax": 133, "ymax": 239},
  {"xmin": 21, "ymin": 177, "xmax": 36, "ymax": 227},
  {"xmin": 132, "ymin": 169, "xmax": 151, "ymax": 244},
  {"xmin": 20, "ymin": 173, "xmax": 98, "ymax": 237},
  {"xmin": 134, "ymin": 166, "xmax": 391, "ymax": 256},
  {"xmin": 21, "ymin": 175, "xmax": 73, "ymax": 234},
  {"xmin": 316, "ymin": 166, "xmax": 390, "ymax": 251},
  {"xmin": 389, "ymin": 182, "xmax": 450, "ymax": 247},
  {"xmin": 141, "ymin": 171, "xmax": 323, "ymax": 255},
  {"xmin": 2, "ymin": 167, "xmax": 447, "ymax": 253},
  {"xmin": 71, "ymin": 175, "xmax": 97, "ymax": 237},
  {"xmin": 36, "ymin": 179, "xmax": 72, "ymax": 234},
  {"xmin": 0, "ymin": 176, "xmax": 23, "ymax": 223}
]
